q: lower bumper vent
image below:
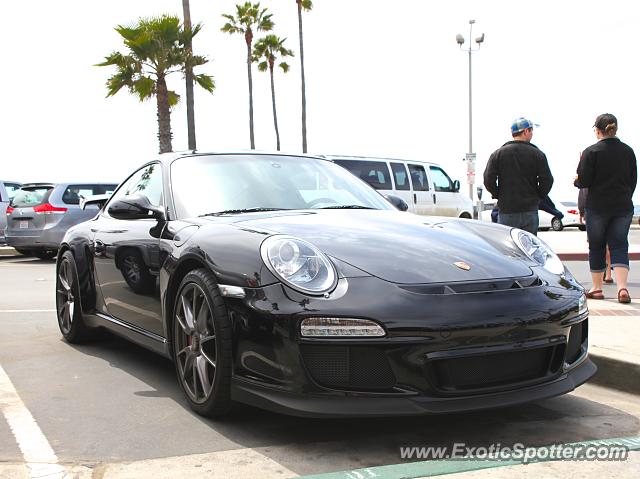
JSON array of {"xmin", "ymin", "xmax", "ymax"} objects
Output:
[{"xmin": 301, "ymin": 345, "xmax": 396, "ymax": 391}]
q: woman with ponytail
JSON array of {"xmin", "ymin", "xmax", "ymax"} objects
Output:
[{"xmin": 575, "ymin": 113, "xmax": 637, "ymax": 303}]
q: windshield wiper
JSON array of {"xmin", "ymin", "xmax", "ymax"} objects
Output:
[
  {"xmin": 200, "ymin": 208, "xmax": 290, "ymax": 217},
  {"xmin": 317, "ymin": 205, "xmax": 376, "ymax": 210}
]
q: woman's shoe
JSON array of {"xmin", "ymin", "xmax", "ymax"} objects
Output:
[
  {"xmin": 586, "ymin": 289, "xmax": 605, "ymax": 300},
  {"xmin": 604, "ymin": 277, "xmax": 614, "ymax": 284},
  {"xmin": 618, "ymin": 288, "xmax": 631, "ymax": 304}
]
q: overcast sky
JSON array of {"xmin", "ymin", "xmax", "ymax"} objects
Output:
[{"xmin": 1, "ymin": 0, "xmax": 638, "ymax": 203}]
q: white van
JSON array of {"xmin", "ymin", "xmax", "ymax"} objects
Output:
[{"xmin": 327, "ymin": 155, "xmax": 473, "ymax": 218}]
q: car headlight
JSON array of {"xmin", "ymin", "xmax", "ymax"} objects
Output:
[
  {"xmin": 510, "ymin": 229, "xmax": 564, "ymax": 275},
  {"xmin": 578, "ymin": 293, "xmax": 588, "ymax": 314},
  {"xmin": 261, "ymin": 235, "xmax": 338, "ymax": 295}
]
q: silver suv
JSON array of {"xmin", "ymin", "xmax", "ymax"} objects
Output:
[
  {"xmin": 0, "ymin": 181, "xmax": 22, "ymax": 244},
  {"xmin": 6, "ymin": 182, "xmax": 118, "ymax": 259}
]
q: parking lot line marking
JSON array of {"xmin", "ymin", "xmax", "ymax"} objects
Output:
[
  {"xmin": 0, "ymin": 364, "xmax": 65, "ymax": 478},
  {"xmin": 0, "ymin": 310, "xmax": 56, "ymax": 313}
]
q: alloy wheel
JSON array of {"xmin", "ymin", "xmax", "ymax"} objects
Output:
[
  {"xmin": 56, "ymin": 259, "xmax": 75, "ymax": 334},
  {"xmin": 174, "ymin": 283, "xmax": 217, "ymax": 404},
  {"xmin": 123, "ymin": 256, "xmax": 141, "ymax": 284}
]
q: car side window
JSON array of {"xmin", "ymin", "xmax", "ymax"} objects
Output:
[
  {"xmin": 333, "ymin": 160, "xmax": 392, "ymax": 190},
  {"xmin": 429, "ymin": 166, "xmax": 454, "ymax": 192},
  {"xmin": 62, "ymin": 185, "xmax": 99, "ymax": 205},
  {"xmin": 407, "ymin": 164, "xmax": 429, "ymax": 191},
  {"xmin": 5, "ymin": 183, "xmax": 21, "ymax": 201},
  {"xmin": 390, "ymin": 163, "xmax": 410, "ymax": 191},
  {"xmin": 106, "ymin": 164, "xmax": 164, "ymax": 215}
]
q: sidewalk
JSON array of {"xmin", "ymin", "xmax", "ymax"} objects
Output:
[{"xmin": 539, "ymin": 227, "xmax": 640, "ymax": 261}]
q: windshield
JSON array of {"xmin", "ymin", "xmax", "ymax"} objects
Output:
[{"xmin": 170, "ymin": 154, "xmax": 395, "ymax": 218}]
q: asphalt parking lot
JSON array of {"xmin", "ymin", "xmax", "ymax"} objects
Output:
[{"xmin": 1, "ymin": 253, "xmax": 640, "ymax": 478}]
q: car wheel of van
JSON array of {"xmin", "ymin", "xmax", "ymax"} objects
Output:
[
  {"xmin": 173, "ymin": 269, "xmax": 233, "ymax": 417},
  {"xmin": 35, "ymin": 250, "xmax": 57, "ymax": 260},
  {"xmin": 56, "ymin": 251, "xmax": 93, "ymax": 343},
  {"xmin": 551, "ymin": 217, "xmax": 564, "ymax": 231},
  {"xmin": 578, "ymin": 225, "xmax": 586, "ymax": 231},
  {"xmin": 15, "ymin": 248, "xmax": 32, "ymax": 256}
]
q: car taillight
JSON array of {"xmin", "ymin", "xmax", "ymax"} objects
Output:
[
  {"xmin": 33, "ymin": 203, "xmax": 67, "ymax": 214},
  {"xmin": 6, "ymin": 206, "xmax": 13, "ymax": 215},
  {"xmin": 567, "ymin": 209, "xmax": 578, "ymax": 215}
]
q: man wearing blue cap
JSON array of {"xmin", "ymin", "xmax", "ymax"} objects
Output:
[{"xmin": 483, "ymin": 117, "xmax": 554, "ymax": 235}]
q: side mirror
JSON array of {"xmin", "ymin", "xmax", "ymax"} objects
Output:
[
  {"xmin": 384, "ymin": 194, "xmax": 409, "ymax": 212},
  {"xmin": 108, "ymin": 195, "xmax": 165, "ymax": 220},
  {"xmin": 81, "ymin": 194, "xmax": 111, "ymax": 210},
  {"xmin": 453, "ymin": 180, "xmax": 461, "ymax": 192}
]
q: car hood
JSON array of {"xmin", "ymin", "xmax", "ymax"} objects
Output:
[{"xmin": 230, "ymin": 210, "xmax": 532, "ymax": 284}]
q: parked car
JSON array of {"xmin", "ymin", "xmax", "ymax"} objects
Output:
[
  {"xmin": 480, "ymin": 199, "xmax": 585, "ymax": 231},
  {"xmin": 56, "ymin": 152, "xmax": 594, "ymax": 418},
  {"xmin": 6, "ymin": 182, "xmax": 118, "ymax": 259},
  {"xmin": 0, "ymin": 180, "xmax": 22, "ymax": 244},
  {"xmin": 326, "ymin": 155, "xmax": 474, "ymax": 218}
]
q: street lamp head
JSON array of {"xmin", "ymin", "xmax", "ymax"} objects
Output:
[
  {"xmin": 469, "ymin": 19, "xmax": 476, "ymax": 25},
  {"xmin": 456, "ymin": 33, "xmax": 465, "ymax": 45},
  {"xmin": 475, "ymin": 33, "xmax": 485, "ymax": 44}
]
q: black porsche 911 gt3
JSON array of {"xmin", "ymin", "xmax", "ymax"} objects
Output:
[{"xmin": 55, "ymin": 152, "xmax": 595, "ymax": 418}]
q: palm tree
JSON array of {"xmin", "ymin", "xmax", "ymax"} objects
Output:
[
  {"xmin": 182, "ymin": 0, "xmax": 197, "ymax": 150},
  {"xmin": 221, "ymin": 2, "xmax": 274, "ymax": 149},
  {"xmin": 296, "ymin": 0, "xmax": 312, "ymax": 153},
  {"xmin": 253, "ymin": 35, "xmax": 294, "ymax": 151},
  {"xmin": 97, "ymin": 15, "xmax": 215, "ymax": 153}
]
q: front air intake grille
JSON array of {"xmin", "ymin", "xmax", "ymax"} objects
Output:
[
  {"xmin": 300, "ymin": 345, "xmax": 396, "ymax": 391},
  {"xmin": 566, "ymin": 319, "xmax": 588, "ymax": 364},
  {"xmin": 430, "ymin": 345, "xmax": 562, "ymax": 393}
]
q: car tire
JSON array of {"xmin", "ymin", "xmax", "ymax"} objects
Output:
[
  {"xmin": 172, "ymin": 268, "xmax": 233, "ymax": 418},
  {"xmin": 56, "ymin": 251, "xmax": 93, "ymax": 343},
  {"xmin": 551, "ymin": 217, "xmax": 564, "ymax": 232},
  {"xmin": 15, "ymin": 248, "xmax": 32, "ymax": 256},
  {"xmin": 578, "ymin": 225, "xmax": 586, "ymax": 231},
  {"xmin": 120, "ymin": 249, "xmax": 155, "ymax": 294},
  {"xmin": 34, "ymin": 250, "xmax": 57, "ymax": 260}
]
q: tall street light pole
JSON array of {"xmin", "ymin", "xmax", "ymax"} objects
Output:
[{"xmin": 456, "ymin": 20, "xmax": 485, "ymax": 204}]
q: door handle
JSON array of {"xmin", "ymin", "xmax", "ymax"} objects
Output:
[
  {"xmin": 433, "ymin": 193, "xmax": 437, "ymax": 204},
  {"xmin": 94, "ymin": 240, "xmax": 106, "ymax": 255},
  {"xmin": 413, "ymin": 193, "xmax": 417, "ymax": 204}
]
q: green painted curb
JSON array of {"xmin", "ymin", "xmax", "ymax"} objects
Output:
[{"xmin": 297, "ymin": 436, "xmax": 640, "ymax": 479}]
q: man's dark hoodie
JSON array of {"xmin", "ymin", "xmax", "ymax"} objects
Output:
[{"xmin": 483, "ymin": 141, "xmax": 554, "ymax": 214}]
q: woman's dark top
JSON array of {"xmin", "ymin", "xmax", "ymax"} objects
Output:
[{"xmin": 576, "ymin": 137, "xmax": 637, "ymax": 213}]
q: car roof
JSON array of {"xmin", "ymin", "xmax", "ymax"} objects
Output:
[
  {"xmin": 156, "ymin": 150, "xmax": 329, "ymax": 166},
  {"xmin": 322, "ymin": 154, "xmax": 438, "ymax": 166},
  {"xmin": 20, "ymin": 183, "xmax": 55, "ymax": 189}
]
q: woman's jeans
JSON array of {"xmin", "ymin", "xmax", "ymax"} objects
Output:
[{"xmin": 585, "ymin": 208, "xmax": 633, "ymax": 272}]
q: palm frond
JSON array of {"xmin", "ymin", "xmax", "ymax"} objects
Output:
[
  {"xmin": 279, "ymin": 62, "xmax": 290, "ymax": 73},
  {"xmin": 194, "ymin": 74, "xmax": 215, "ymax": 93},
  {"xmin": 258, "ymin": 61, "xmax": 268, "ymax": 72},
  {"xmin": 167, "ymin": 90, "xmax": 180, "ymax": 107}
]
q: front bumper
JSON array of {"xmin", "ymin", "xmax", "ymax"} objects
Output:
[
  {"xmin": 231, "ymin": 357, "xmax": 596, "ymax": 418},
  {"xmin": 225, "ymin": 271, "xmax": 593, "ymax": 417}
]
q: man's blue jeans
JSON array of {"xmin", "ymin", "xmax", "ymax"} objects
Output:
[
  {"xmin": 498, "ymin": 210, "xmax": 539, "ymax": 235},
  {"xmin": 585, "ymin": 208, "xmax": 633, "ymax": 272}
]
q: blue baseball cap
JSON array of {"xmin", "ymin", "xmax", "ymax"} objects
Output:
[{"xmin": 511, "ymin": 117, "xmax": 539, "ymax": 134}]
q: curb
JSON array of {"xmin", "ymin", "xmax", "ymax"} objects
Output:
[
  {"xmin": 558, "ymin": 252, "xmax": 640, "ymax": 261},
  {"xmin": 588, "ymin": 353, "xmax": 640, "ymax": 395}
]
